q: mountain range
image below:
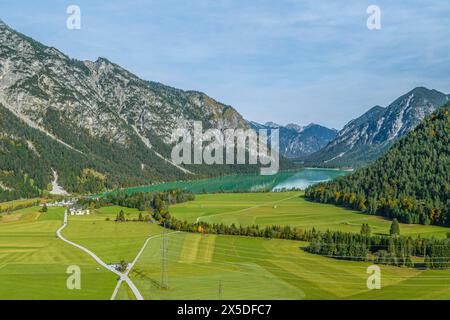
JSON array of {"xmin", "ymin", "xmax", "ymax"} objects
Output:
[
  {"xmin": 248, "ymin": 121, "xmax": 337, "ymax": 158},
  {"xmin": 1, "ymin": 18, "xmax": 448, "ymax": 201},
  {"xmin": 0, "ymin": 19, "xmax": 294, "ymax": 200},
  {"xmin": 304, "ymin": 87, "xmax": 450, "ymax": 168}
]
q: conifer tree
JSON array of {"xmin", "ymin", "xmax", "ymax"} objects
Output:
[{"xmin": 390, "ymin": 219, "xmax": 400, "ymax": 236}]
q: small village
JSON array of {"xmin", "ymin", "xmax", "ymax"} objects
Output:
[{"xmin": 41, "ymin": 199, "xmax": 76, "ymax": 207}]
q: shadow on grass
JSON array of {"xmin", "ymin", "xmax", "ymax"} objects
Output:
[{"xmin": 131, "ymin": 268, "xmax": 163, "ymax": 289}]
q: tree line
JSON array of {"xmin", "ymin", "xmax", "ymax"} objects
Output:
[
  {"xmin": 153, "ymin": 214, "xmax": 449, "ymax": 269},
  {"xmin": 0, "ymin": 199, "xmax": 41, "ymax": 214},
  {"xmin": 78, "ymin": 189, "xmax": 195, "ymax": 213},
  {"xmin": 306, "ymin": 228, "xmax": 449, "ymax": 269}
]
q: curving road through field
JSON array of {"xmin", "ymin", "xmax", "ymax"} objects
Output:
[{"xmin": 56, "ymin": 210, "xmax": 144, "ymax": 300}]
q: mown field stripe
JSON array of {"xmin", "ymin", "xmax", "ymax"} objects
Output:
[{"xmin": 196, "ymin": 193, "xmax": 300, "ymax": 223}]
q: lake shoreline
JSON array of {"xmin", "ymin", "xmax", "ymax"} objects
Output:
[{"xmin": 92, "ymin": 168, "xmax": 351, "ymax": 197}]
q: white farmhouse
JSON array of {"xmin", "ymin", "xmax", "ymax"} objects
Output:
[{"xmin": 68, "ymin": 208, "xmax": 90, "ymax": 216}]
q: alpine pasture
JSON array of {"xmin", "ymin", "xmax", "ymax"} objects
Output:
[{"xmin": 1, "ymin": 193, "xmax": 449, "ymax": 299}]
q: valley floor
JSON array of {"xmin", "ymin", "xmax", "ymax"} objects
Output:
[
  {"xmin": 0, "ymin": 207, "xmax": 116, "ymax": 299},
  {"xmin": 0, "ymin": 193, "xmax": 449, "ymax": 300},
  {"xmin": 170, "ymin": 192, "xmax": 449, "ymax": 238}
]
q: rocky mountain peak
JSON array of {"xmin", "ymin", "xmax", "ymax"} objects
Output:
[
  {"xmin": 0, "ymin": 19, "xmax": 268, "ymax": 199},
  {"xmin": 285, "ymin": 123, "xmax": 304, "ymax": 132},
  {"xmin": 305, "ymin": 87, "xmax": 449, "ymax": 168},
  {"xmin": 264, "ymin": 121, "xmax": 281, "ymax": 128},
  {"xmin": 248, "ymin": 120, "xmax": 337, "ymax": 158}
]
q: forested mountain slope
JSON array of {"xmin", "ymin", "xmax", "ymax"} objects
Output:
[{"xmin": 306, "ymin": 104, "xmax": 450, "ymax": 226}]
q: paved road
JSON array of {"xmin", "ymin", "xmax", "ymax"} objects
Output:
[
  {"xmin": 110, "ymin": 230, "xmax": 179, "ymax": 300},
  {"xmin": 56, "ymin": 211, "xmax": 144, "ymax": 300}
]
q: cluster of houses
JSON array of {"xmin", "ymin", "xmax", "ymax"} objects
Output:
[
  {"xmin": 40, "ymin": 199, "xmax": 90, "ymax": 216},
  {"xmin": 66, "ymin": 207, "xmax": 90, "ymax": 216},
  {"xmin": 41, "ymin": 199, "xmax": 76, "ymax": 207}
]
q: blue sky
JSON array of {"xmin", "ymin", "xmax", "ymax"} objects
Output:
[{"xmin": 1, "ymin": 0, "xmax": 450, "ymax": 128}]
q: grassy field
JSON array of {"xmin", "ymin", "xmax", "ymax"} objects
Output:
[
  {"xmin": 122, "ymin": 231, "xmax": 450, "ymax": 300},
  {"xmin": 1, "ymin": 193, "xmax": 449, "ymax": 300},
  {"xmin": 0, "ymin": 206, "xmax": 117, "ymax": 299},
  {"xmin": 170, "ymin": 192, "xmax": 450, "ymax": 238},
  {"xmin": 62, "ymin": 206, "xmax": 163, "ymax": 263},
  {"xmin": 112, "ymin": 192, "xmax": 449, "ymax": 300}
]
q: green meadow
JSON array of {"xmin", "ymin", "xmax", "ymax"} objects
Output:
[
  {"xmin": 1, "ymin": 192, "xmax": 449, "ymax": 300},
  {"xmin": 62, "ymin": 206, "xmax": 163, "ymax": 263},
  {"xmin": 122, "ymin": 231, "xmax": 450, "ymax": 300},
  {"xmin": 116, "ymin": 192, "xmax": 449, "ymax": 300},
  {"xmin": 0, "ymin": 206, "xmax": 117, "ymax": 299},
  {"xmin": 170, "ymin": 192, "xmax": 449, "ymax": 238}
]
